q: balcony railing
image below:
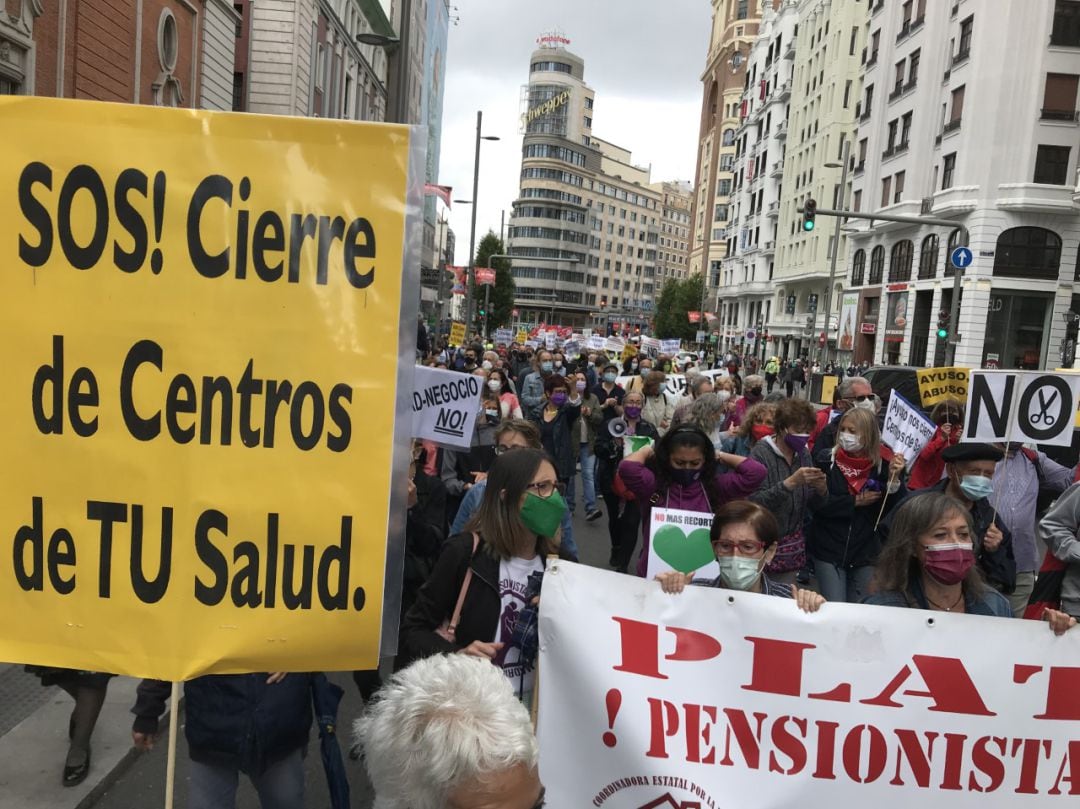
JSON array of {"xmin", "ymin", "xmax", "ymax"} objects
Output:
[
  {"xmin": 952, "ymin": 48, "xmax": 970, "ymax": 67},
  {"xmin": 896, "ymin": 22, "xmax": 911, "ymax": 43},
  {"xmin": 1041, "ymin": 109, "xmax": 1080, "ymax": 122},
  {"xmin": 943, "ymin": 118, "xmax": 962, "ymax": 134}
]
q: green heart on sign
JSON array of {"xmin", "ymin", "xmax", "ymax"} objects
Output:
[{"xmin": 653, "ymin": 524, "xmax": 715, "ymax": 573}]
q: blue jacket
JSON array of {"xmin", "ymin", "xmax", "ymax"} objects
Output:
[
  {"xmin": 863, "ymin": 573, "xmax": 1012, "ymax": 617},
  {"xmin": 451, "ymin": 479, "xmax": 577, "ymax": 560},
  {"xmin": 520, "ymin": 371, "xmax": 547, "ymax": 418},
  {"xmin": 133, "ymin": 673, "xmax": 312, "ymax": 775}
]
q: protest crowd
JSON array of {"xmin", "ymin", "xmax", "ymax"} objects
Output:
[{"xmin": 26, "ymin": 322, "xmax": 1080, "ymax": 809}]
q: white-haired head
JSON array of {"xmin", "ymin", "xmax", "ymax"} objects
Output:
[{"xmin": 356, "ymin": 654, "xmax": 540, "ymax": 809}]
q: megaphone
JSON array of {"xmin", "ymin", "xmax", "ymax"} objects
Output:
[{"xmin": 608, "ymin": 417, "xmax": 628, "ymax": 438}]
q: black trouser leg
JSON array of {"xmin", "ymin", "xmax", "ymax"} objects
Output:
[
  {"xmin": 603, "ymin": 493, "xmax": 622, "ymax": 566},
  {"xmin": 611, "ymin": 500, "xmax": 641, "ymax": 573}
]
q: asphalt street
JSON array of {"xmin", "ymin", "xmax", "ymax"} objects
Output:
[{"xmin": 88, "ymin": 504, "xmax": 621, "ymax": 808}]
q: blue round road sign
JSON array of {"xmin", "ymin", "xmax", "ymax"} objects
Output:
[{"xmin": 950, "ymin": 246, "xmax": 973, "ymax": 269}]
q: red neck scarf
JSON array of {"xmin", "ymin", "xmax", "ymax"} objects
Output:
[{"xmin": 835, "ymin": 448, "xmax": 873, "ymax": 494}]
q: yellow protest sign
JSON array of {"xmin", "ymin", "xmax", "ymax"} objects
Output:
[
  {"xmin": 621, "ymin": 344, "xmax": 638, "ymax": 362},
  {"xmin": 0, "ymin": 97, "xmax": 420, "ymax": 680},
  {"xmin": 918, "ymin": 367, "xmax": 969, "ymax": 408},
  {"xmin": 516, "ymin": 329, "xmax": 528, "ymax": 344},
  {"xmin": 449, "ymin": 321, "xmax": 466, "ymax": 345}
]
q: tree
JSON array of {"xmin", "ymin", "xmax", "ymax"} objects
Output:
[
  {"xmin": 652, "ymin": 274, "xmax": 704, "ymax": 341},
  {"xmin": 470, "ymin": 231, "xmax": 514, "ymax": 334}
]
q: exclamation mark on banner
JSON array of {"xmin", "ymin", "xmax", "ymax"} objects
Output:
[
  {"xmin": 150, "ymin": 171, "xmax": 166, "ymax": 274},
  {"xmin": 602, "ymin": 688, "xmax": 621, "ymax": 748}
]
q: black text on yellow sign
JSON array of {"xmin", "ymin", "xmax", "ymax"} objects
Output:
[{"xmin": 1, "ymin": 97, "xmax": 417, "ymax": 680}]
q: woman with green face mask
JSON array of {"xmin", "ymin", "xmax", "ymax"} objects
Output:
[
  {"xmin": 654, "ymin": 500, "xmax": 825, "ymax": 613},
  {"xmin": 400, "ymin": 448, "xmax": 572, "ymax": 704}
]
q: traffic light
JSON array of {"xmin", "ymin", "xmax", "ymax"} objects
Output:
[
  {"xmin": 802, "ymin": 198, "xmax": 817, "ymax": 232},
  {"xmin": 936, "ymin": 309, "xmax": 950, "ymax": 340}
]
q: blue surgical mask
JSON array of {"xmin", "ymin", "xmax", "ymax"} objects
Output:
[
  {"xmin": 541, "ymin": 361, "xmax": 553, "ymax": 374},
  {"xmin": 958, "ymin": 474, "xmax": 993, "ymax": 500},
  {"xmin": 603, "ymin": 372, "xmax": 617, "ymax": 384}
]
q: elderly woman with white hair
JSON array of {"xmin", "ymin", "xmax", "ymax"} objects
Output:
[
  {"xmin": 356, "ymin": 654, "xmax": 545, "ymax": 809},
  {"xmin": 731, "ymin": 374, "xmax": 766, "ymax": 427}
]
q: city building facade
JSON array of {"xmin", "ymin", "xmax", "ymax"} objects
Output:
[
  {"xmin": 718, "ymin": 0, "xmax": 798, "ymax": 358},
  {"xmin": 844, "ymin": 0, "xmax": 1080, "ymax": 370},
  {"xmin": 768, "ymin": 0, "xmax": 866, "ymax": 361},
  {"xmin": 507, "ymin": 37, "xmax": 688, "ymax": 333},
  {"xmin": 687, "ymin": 0, "xmax": 765, "ymax": 335},
  {"xmin": 650, "ymin": 180, "xmax": 694, "ymax": 293}
]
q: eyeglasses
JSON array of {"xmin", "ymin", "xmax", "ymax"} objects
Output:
[
  {"xmin": 713, "ymin": 539, "xmax": 765, "ymax": 556},
  {"xmin": 846, "ymin": 394, "xmax": 878, "ymax": 403},
  {"xmin": 494, "ymin": 443, "xmax": 520, "ymax": 455},
  {"xmin": 525, "ymin": 480, "xmax": 558, "ymax": 498}
]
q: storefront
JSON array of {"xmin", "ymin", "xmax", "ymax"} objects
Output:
[
  {"xmin": 855, "ymin": 290, "xmax": 880, "ymax": 366},
  {"xmin": 981, "ymin": 291, "xmax": 1054, "ymax": 370},
  {"xmin": 882, "ymin": 287, "xmax": 910, "ymax": 365}
]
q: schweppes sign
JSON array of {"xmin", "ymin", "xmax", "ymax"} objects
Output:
[{"xmin": 521, "ymin": 89, "xmax": 571, "ymax": 128}]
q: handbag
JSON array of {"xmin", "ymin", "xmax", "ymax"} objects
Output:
[{"xmin": 434, "ymin": 532, "xmax": 480, "ymax": 644}]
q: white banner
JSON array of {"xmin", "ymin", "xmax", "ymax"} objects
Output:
[
  {"xmin": 964, "ymin": 371, "xmax": 1080, "ymax": 447},
  {"xmin": 538, "ymin": 561, "xmax": 1080, "ymax": 808},
  {"xmin": 881, "ymin": 390, "xmax": 936, "ymax": 470},
  {"xmin": 615, "ymin": 368, "xmax": 729, "ymax": 397},
  {"xmin": 410, "ymin": 365, "xmax": 481, "ymax": 449},
  {"xmin": 589, "ymin": 335, "xmax": 608, "ymax": 351},
  {"xmin": 494, "ymin": 328, "xmax": 513, "ymax": 345},
  {"xmin": 661, "ymin": 339, "xmax": 682, "ymax": 356},
  {"xmin": 607, "ymin": 337, "xmax": 626, "ymax": 354},
  {"xmin": 646, "ymin": 507, "xmax": 720, "ymax": 580}
]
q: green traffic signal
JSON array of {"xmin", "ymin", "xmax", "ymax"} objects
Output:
[
  {"xmin": 937, "ymin": 328, "xmax": 948, "ymax": 339},
  {"xmin": 801, "ymin": 198, "xmax": 817, "ymax": 233},
  {"xmin": 803, "ymin": 220, "xmax": 815, "ymax": 232}
]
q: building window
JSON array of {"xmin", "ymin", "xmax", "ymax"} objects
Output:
[
  {"xmin": 736, "ymin": 0, "xmax": 749, "ymax": 19},
  {"xmin": 1052, "ymin": 0, "xmax": 1080, "ymax": 47},
  {"xmin": 956, "ymin": 15, "xmax": 973, "ymax": 61},
  {"xmin": 944, "ymin": 229, "xmax": 962, "ymax": 276},
  {"xmin": 232, "ymin": 72, "xmax": 244, "ymax": 111},
  {"xmin": 942, "ymin": 152, "xmax": 956, "ymax": 189},
  {"xmin": 869, "ymin": 30, "xmax": 880, "ymax": 64},
  {"xmin": 1042, "ymin": 73, "xmax": 1080, "ymax": 120},
  {"xmin": 851, "ymin": 249, "xmax": 866, "ymax": 286},
  {"xmin": 881, "ymin": 175, "xmax": 892, "ymax": 208},
  {"xmin": 843, "ymin": 79, "xmax": 852, "ymax": 108},
  {"xmin": 889, "ymin": 239, "xmax": 913, "ymax": 282},
  {"xmin": 918, "ymin": 234, "xmax": 938, "ymax": 279},
  {"xmin": 993, "ymin": 227, "xmax": 1062, "ymax": 280},
  {"xmin": 853, "ymin": 189, "xmax": 863, "ymax": 212},
  {"xmin": 886, "ymin": 119, "xmax": 898, "ymax": 152},
  {"xmin": 908, "ymin": 49, "xmax": 920, "ymax": 87},
  {"xmin": 869, "ymin": 246, "xmax": 885, "ymax": 284},
  {"xmin": 862, "ymin": 84, "xmax": 874, "ymax": 118},
  {"xmin": 894, "ymin": 171, "xmax": 905, "ymax": 202},
  {"xmin": 1034, "ymin": 145, "xmax": 1071, "ymax": 184},
  {"xmin": 717, "ymin": 178, "xmax": 732, "ymax": 195},
  {"xmin": 946, "ymin": 85, "xmax": 965, "ymax": 131},
  {"xmin": 900, "ymin": 112, "xmax": 912, "ymax": 148},
  {"xmin": 234, "ymin": 3, "xmax": 244, "ymax": 37}
]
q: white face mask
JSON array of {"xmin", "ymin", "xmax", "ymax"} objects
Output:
[
  {"xmin": 716, "ymin": 390, "xmax": 732, "ymax": 404},
  {"xmin": 837, "ymin": 432, "xmax": 863, "ymax": 453},
  {"xmin": 487, "ymin": 380, "xmax": 502, "ymax": 392},
  {"xmin": 482, "ymin": 360, "xmax": 493, "ymax": 371},
  {"xmin": 853, "ymin": 398, "xmax": 877, "ymax": 412}
]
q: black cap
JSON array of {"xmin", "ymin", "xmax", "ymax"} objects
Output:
[{"xmin": 941, "ymin": 442, "xmax": 1004, "ymax": 463}]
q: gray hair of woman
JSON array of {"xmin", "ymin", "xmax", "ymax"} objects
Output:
[
  {"xmin": 743, "ymin": 374, "xmax": 765, "ymax": 391},
  {"xmin": 356, "ymin": 654, "xmax": 541, "ymax": 808},
  {"xmin": 684, "ymin": 392, "xmax": 729, "ymax": 433}
]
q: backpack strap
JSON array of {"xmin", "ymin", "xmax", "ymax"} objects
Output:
[{"xmin": 447, "ymin": 532, "xmax": 481, "ymax": 637}]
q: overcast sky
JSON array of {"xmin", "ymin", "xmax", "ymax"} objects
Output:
[{"xmin": 436, "ymin": 0, "xmax": 712, "ymax": 264}]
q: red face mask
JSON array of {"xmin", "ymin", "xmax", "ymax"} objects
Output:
[
  {"xmin": 923, "ymin": 542, "xmax": 975, "ymax": 586},
  {"xmin": 751, "ymin": 424, "xmax": 775, "ymax": 442}
]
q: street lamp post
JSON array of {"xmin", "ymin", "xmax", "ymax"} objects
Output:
[
  {"xmin": 815, "ymin": 139, "xmax": 851, "ymax": 365},
  {"xmin": 462, "ymin": 110, "xmax": 500, "ymax": 337}
]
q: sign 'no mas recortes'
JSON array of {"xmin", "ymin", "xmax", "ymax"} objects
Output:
[{"xmin": 0, "ymin": 97, "xmax": 422, "ymax": 681}]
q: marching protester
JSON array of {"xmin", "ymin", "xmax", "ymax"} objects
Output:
[
  {"xmin": 356, "ymin": 654, "xmax": 543, "ymax": 809},
  {"xmin": 720, "ymin": 401, "xmax": 776, "ymax": 457},
  {"xmin": 451, "ymin": 420, "xmax": 576, "ymax": 560},
  {"xmin": 991, "ymin": 441, "xmax": 1074, "ymax": 615},
  {"xmin": 1037, "ymin": 482, "xmax": 1080, "ymax": 627},
  {"xmin": 731, "ymin": 374, "xmax": 765, "ymax": 426},
  {"xmin": 593, "ymin": 360, "xmax": 625, "ymax": 421},
  {"xmin": 907, "ymin": 400, "xmax": 964, "ymax": 489},
  {"xmin": 641, "ymin": 370, "xmax": 677, "ymax": 436},
  {"xmin": 131, "ymin": 672, "xmax": 312, "ymax": 809},
  {"xmin": 810, "ymin": 376, "xmax": 878, "ymax": 452},
  {"xmin": 565, "ymin": 371, "xmax": 604, "ymax": 521},
  {"xmin": 595, "ymin": 389, "xmax": 658, "ymax": 573},
  {"xmin": 486, "ymin": 367, "xmax": 523, "ymax": 420},
  {"xmin": 532, "ymin": 375, "xmax": 582, "ymax": 494},
  {"xmin": 619, "ymin": 425, "xmax": 766, "ymax": 577},
  {"xmin": 678, "ymin": 392, "xmax": 729, "ymax": 451},
  {"xmin": 440, "ymin": 403, "xmax": 498, "ymax": 528},
  {"xmin": 764, "ymin": 356, "xmax": 780, "ymax": 394},
  {"xmin": 519, "ymin": 349, "xmax": 555, "ymax": 418},
  {"xmin": 809, "ymin": 407, "xmax": 906, "ymax": 603},
  {"xmin": 673, "ymin": 371, "xmax": 713, "ymax": 420},
  {"xmin": 654, "ymin": 501, "xmax": 825, "ymax": 612},
  {"xmin": 748, "ymin": 398, "xmax": 827, "ymax": 582},
  {"xmin": 881, "ymin": 443, "xmax": 1016, "ymax": 596},
  {"xmin": 24, "ymin": 667, "xmax": 111, "ymax": 786},
  {"xmin": 400, "ymin": 447, "xmax": 573, "ymax": 703}
]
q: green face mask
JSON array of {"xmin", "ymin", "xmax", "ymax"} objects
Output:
[{"xmin": 520, "ymin": 490, "xmax": 567, "ymax": 537}]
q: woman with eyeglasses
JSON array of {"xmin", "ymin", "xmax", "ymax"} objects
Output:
[
  {"xmin": 654, "ymin": 501, "xmax": 825, "ymax": 612},
  {"xmin": 400, "ymin": 448, "xmax": 574, "ymax": 702},
  {"xmin": 908, "ymin": 399, "xmax": 964, "ymax": 489},
  {"xmin": 449, "ymin": 421, "xmax": 577, "ymax": 560},
  {"xmin": 621, "ymin": 425, "xmax": 767, "ymax": 577},
  {"xmin": 809, "ymin": 407, "xmax": 907, "ymax": 603}
]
